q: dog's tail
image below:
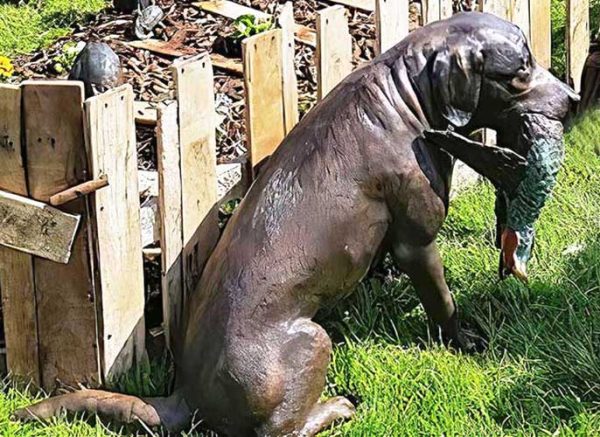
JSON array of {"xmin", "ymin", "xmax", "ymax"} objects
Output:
[{"xmin": 12, "ymin": 389, "xmax": 191, "ymax": 432}]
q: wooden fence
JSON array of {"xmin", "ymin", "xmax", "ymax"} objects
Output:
[{"xmin": 0, "ymin": 0, "xmax": 591, "ymax": 389}]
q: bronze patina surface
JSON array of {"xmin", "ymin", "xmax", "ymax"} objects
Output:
[{"xmin": 15, "ymin": 12, "xmax": 577, "ymax": 437}]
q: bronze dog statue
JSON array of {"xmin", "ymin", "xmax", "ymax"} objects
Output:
[{"xmin": 15, "ymin": 12, "xmax": 577, "ymax": 436}]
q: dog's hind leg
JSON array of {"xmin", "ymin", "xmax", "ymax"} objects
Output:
[{"xmin": 256, "ymin": 319, "xmax": 355, "ymax": 437}]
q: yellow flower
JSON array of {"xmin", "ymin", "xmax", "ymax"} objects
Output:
[{"xmin": 0, "ymin": 56, "xmax": 14, "ymax": 79}]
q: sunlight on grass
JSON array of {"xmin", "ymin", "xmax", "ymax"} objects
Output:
[
  {"xmin": 0, "ymin": 0, "xmax": 107, "ymax": 57},
  {"xmin": 323, "ymin": 110, "xmax": 600, "ymax": 436}
]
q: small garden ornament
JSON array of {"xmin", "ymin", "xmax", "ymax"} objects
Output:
[
  {"xmin": 68, "ymin": 42, "xmax": 122, "ymax": 98},
  {"xmin": 15, "ymin": 12, "xmax": 578, "ymax": 437}
]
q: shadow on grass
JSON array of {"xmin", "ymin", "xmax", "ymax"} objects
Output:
[{"xmin": 316, "ymin": 225, "xmax": 600, "ymax": 434}]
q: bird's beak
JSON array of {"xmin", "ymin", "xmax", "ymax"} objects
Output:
[{"xmin": 500, "ymin": 228, "xmax": 528, "ymax": 283}]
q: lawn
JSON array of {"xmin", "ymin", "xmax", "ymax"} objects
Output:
[
  {"xmin": 0, "ymin": 0, "xmax": 106, "ymax": 57},
  {"xmin": 1, "ymin": 112, "xmax": 599, "ymax": 437}
]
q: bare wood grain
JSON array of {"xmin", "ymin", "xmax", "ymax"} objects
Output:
[
  {"xmin": 156, "ymin": 102, "xmax": 184, "ymax": 352},
  {"xmin": 567, "ymin": 0, "xmax": 589, "ymax": 92},
  {"xmin": 0, "ymin": 84, "xmax": 40, "ymax": 386},
  {"xmin": 280, "ymin": 2, "xmax": 299, "ymax": 134},
  {"xmin": 85, "ymin": 85, "xmax": 145, "ymax": 380},
  {"xmin": 530, "ymin": 0, "xmax": 551, "ymax": 68},
  {"xmin": 171, "ymin": 55, "xmax": 219, "ymax": 297},
  {"xmin": 243, "ymin": 29, "xmax": 287, "ymax": 166},
  {"xmin": 0, "ymin": 190, "xmax": 80, "ymax": 264},
  {"xmin": 23, "ymin": 80, "xmax": 99, "ymax": 390},
  {"xmin": 316, "ymin": 6, "xmax": 353, "ymax": 100},
  {"xmin": 376, "ymin": 0, "xmax": 409, "ymax": 55}
]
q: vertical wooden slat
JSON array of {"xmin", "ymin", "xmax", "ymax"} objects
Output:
[
  {"xmin": 316, "ymin": 6, "xmax": 353, "ymax": 100},
  {"xmin": 280, "ymin": 2, "xmax": 299, "ymax": 132},
  {"xmin": 84, "ymin": 85, "xmax": 145, "ymax": 381},
  {"xmin": 23, "ymin": 81, "xmax": 99, "ymax": 390},
  {"xmin": 423, "ymin": 0, "xmax": 440, "ymax": 24},
  {"xmin": 157, "ymin": 102, "xmax": 184, "ymax": 352},
  {"xmin": 0, "ymin": 84, "xmax": 41, "ymax": 386},
  {"xmin": 530, "ymin": 0, "xmax": 551, "ymax": 68},
  {"xmin": 243, "ymin": 29, "xmax": 287, "ymax": 167},
  {"xmin": 479, "ymin": 0, "xmax": 510, "ymax": 20},
  {"xmin": 567, "ymin": 0, "xmax": 589, "ymax": 92},
  {"xmin": 511, "ymin": 0, "xmax": 531, "ymax": 42},
  {"xmin": 375, "ymin": 0, "xmax": 409, "ymax": 55},
  {"xmin": 440, "ymin": 0, "xmax": 453, "ymax": 19},
  {"xmin": 171, "ymin": 55, "xmax": 219, "ymax": 297}
]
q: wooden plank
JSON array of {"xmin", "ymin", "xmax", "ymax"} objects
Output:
[
  {"xmin": 84, "ymin": 85, "xmax": 145, "ymax": 380},
  {"xmin": 316, "ymin": 6, "xmax": 353, "ymax": 100},
  {"xmin": 134, "ymin": 101, "xmax": 158, "ymax": 125},
  {"xmin": 0, "ymin": 190, "xmax": 80, "ymax": 264},
  {"xmin": 510, "ymin": 0, "xmax": 531, "ymax": 42},
  {"xmin": 375, "ymin": 0, "xmax": 409, "ymax": 55},
  {"xmin": 0, "ymin": 84, "xmax": 41, "ymax": 386},
  {"xmin": 326, "ymin": 0, "xmax": 375, "ymax": 12},
  {"xmin": 22, "ymin": 80, "xmax": 99, "ymax": 390},
  {"xmin": 195, "ymin": 0, "xmax": 270, "ymax": 20},
  {"xmin": 423, "ymin": 0, "xmax": 441, "ymax": 24},
  {"xmin": 156, "ymin": 102, "xmax": 184, "ymax": 352},
  {"xmin": 243, "ymin": 29, "xmax": 287, "ymax": 166},
  {"xmin": 280, "ymin": 2, "xmax": 299, "ymax": 133},
  {"xmin": 530, "ymin": 0, "xmax": 551, "ymax": 68},
  {"xmin": 193, "ymin": 1, "xmax": 316, "ymax": 47},
  {"xmin": 210, "ymin": 53, "xmax": 244, "ymax": 75},
  {"xmin": 479, "ymin": 0, "xmax": 510, "ymax": 19},
  {"xmin": 440, "ymin": 0, "xmax": 453, "ymax": 19},
  {"xmin": 567, "ymin": 0, "xmax": 589, "ymax": 92},
  {"xmin": 171, "ymin": 55, "xmax": 219, "ymax": 297}
]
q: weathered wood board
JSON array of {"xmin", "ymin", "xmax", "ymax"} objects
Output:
[
  {"xmin": 171, "ymin": 55, "xmax": 219, "ymax": 297},
  {"xmin": 157, "ymin": 102, "xmax": 184, "ymax": 352},
  {"xmin": 327, "ymin": 0, "xmax": 375, "ymax": 12},
  {"xmin": 194, "ymin": 0, "xmax": 316, "ymax": 47},
  {"xmin": 22, "ymin": 81, "xmax": 99, "ymax": 390},
  {"xmin": 243, "ymin": 29, "xmax": 287, "ymax": 166},
  {"xmin": 134, "ymin": 101, "xmax": 158, "ymax": 126},
  {"xmin": 567, "ymin": 0, "xmax": 589, "ymax": 92},
  {"xmin": 511, "ymin": 0, "xmax": 531, "ymax": 42},
  {"xmin": 376, "ymin": 0, "xmax": 409, "ymax": 55},
  {"xmin": 530, "ymin": 0, "xmax": 551, "ymax": 68},
  {"xmin": 84, "ymin": 85, "xmax": 145, "ymax": 380},
  {"xmin": 0, "ymin": 190, "xmax": 80, "ymax": 264},
  {"xmin": 0, "ymin": 84, "xmax": 40, "ymax": 386},
  {"xmin": 280, "ymin": 2, "xmax": 299, "ymax": 134},
  {"xmin": 316, "ymin": 6, "xmax": 353, "ymax": 100},
  {"xmin": 479, "ymin": 0, "xmax": 510, "ymax": 19}
]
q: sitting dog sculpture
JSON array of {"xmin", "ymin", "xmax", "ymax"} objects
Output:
[{"xmin": 15, "ymin": 12, "xmax": 577, "ymax": 436}]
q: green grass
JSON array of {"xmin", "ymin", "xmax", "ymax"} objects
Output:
[
  {"xmin": 0, "ymin": 0, "xmax": 107, "ymax": 57},
  {"xmin": 2, "ymin": 112, "xmax": 599, "ymax": 436}
]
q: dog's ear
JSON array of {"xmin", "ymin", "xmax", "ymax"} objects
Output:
[{"xmin": 431, "ymin": 45, "xmax": 484, "ymax": 128}]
